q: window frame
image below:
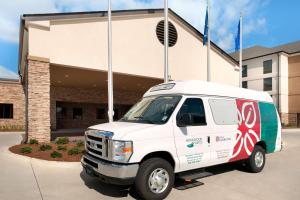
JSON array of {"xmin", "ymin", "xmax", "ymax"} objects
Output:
[
  {"xmin": 242, "ymin": 81, "xmax": 248, "ymax": 89},
  {"xmin": 176, "ymin": 97, "xmax": 207, "ymax": 127},
  {"xmin": 242, "ymin": 65, "xmax": 248, "ymax": 78},
  {"xmin": 0, "ymin": 103, "xmax": 13, "ymax": 119},
  {"xmin": 263, "ymin": 77, "xmax": 273, "ymax": 91},
  {"xmin": 263, "ymin": 60, "xmax": 272, "ymax": 74},
  {"xmin": 73, "ymin": 107, "xmax": 83, "ymax": 120}
]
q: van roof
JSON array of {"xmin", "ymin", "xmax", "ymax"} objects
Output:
[{"xmin": 143, "ymin": 80, "xmax": 273, "ymax": 103}]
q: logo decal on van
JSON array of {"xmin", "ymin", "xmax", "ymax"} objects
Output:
[
  {"xmin": 186, "ymin": 138, "xmax": 202, "ymax": 148},
  {"xmin": 230, "ymin": 100, "xmax": 261, "ymax": 162}
]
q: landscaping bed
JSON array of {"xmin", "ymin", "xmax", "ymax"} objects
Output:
[{"xmin": 9, "ymin": 137, "xmax": 85, "ymax": 162}]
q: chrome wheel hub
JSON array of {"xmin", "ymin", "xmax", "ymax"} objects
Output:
[
  {"xmin": 255, "ymin": 151, "xmax": 264, "ymax": 168},
  {"xmin": 148, "ymin": 168, "xmax": 170, "ymax": 194}
]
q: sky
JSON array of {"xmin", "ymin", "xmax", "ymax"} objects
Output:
[{"xmin": 0, "ymin": 0, "xmax": 299, "ymax": 79}]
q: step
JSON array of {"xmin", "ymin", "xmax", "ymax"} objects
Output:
[
  {"xmin": 177, "ymin": 170, "xmax": 213, "ymax": 181},
  {"xmin": 174, "ymin": 180, "xmax": 204, "ymax": 190}
]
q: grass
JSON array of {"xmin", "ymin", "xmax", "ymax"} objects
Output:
[
  {"xmin": 55, "ymin": 137, "xmax": 69, "ymax": 145},
  {"xmin": 68, "ymin": 147, "xmax": 81, "ymax": 155},
  {"xmin": 21, "ymin": 147, "xmax": 32, "ymax": 154},
  {"xmin": 76, "ymin": 140, "xmax": 84, "ymax": 147},
  {"xmin": 0, "ymin": 125, "xmax": 25, "ymax": 132},
  {"xmin": 57, "ymin": 145, "xmax": 67, "ymax": 151},
  {"xmin": 39, "ymin": 144, "xmax": 52, "ymax": 151},
  {"xmin": 29, "ymin": 138, "xmax": 39, "ymax": 145},
  {"xmin": 51, "ymin": 151, "xmax": 62, "ymax": 158}
]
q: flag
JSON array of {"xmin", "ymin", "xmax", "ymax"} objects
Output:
[
  {"xmin": 235, "ymin": 20, "xmax": 241, "ymax": 51},
  {"xmin": 203, "ymin": 7, "xmax": 208, "ymax": 46}
]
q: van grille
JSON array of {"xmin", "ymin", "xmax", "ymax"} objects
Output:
[{"xmin": 85, "ymin": 130, "xmax": 111, "ymax": 159}]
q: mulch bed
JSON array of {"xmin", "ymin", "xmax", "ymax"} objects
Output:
[{"xmin": 9, "ymin": 142, "xmax": 84, "ymax": 162}]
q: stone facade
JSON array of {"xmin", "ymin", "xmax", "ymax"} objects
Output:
[
  {"xmin": 27, "ymin": 58, "xmax": 51, "ymax": 142},
  {"xmin": 0, "ymin": 80, "xmax": 25, "ymax": 131}
]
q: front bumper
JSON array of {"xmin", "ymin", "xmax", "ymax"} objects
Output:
[{"xmin": 81, "ymin": 153, "xmax": 139, "ymax": 185}]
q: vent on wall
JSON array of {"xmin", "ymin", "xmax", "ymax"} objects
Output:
[{"xmin": 156, "ymin": 20, "xmax": 178, "ymax": 47}]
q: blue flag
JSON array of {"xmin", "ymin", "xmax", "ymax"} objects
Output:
[
  {"xmin": 235, "ymin": 20, "xmax": 240, "ymax": 51},
  {"xmin": 203, "ymin": 7, "xmax": 208, "ymax": 46}
]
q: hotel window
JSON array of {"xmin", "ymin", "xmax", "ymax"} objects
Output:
[
  {"xmin": 264, "ymin": 78, "xmax": 272, "ymax": 91},
  {"xmin": 242, "ymin": 65, "xmax": 248, "ymax": 77},
  {"xmin": 73, "ymin": 108, "xmax": 83, "ymax": 120},
  {"xmin": 96, "ymin": 108, "xmax": 106, "ymax": 119},
  {"xmin": 0, "ymin": 104, "xmax": 13, "ymax": 119},
  {"xmin": 263, "ymin": 60, "xmax": 272, "ymax": 74},
  {"xmin": 242, "ymin": 81, "xmax": 248, "ymax": 89},
  {"xmin": 56, "ymin": 106, "xmax": 67, "ymax": 119}
]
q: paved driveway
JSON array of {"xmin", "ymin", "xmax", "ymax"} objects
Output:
[{"xmin": 0, "ymin": 130, "xmax": 299, "ymax": 200}]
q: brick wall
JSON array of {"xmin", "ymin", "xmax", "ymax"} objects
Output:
[
  {"xmin": 281, "ymin": 113, "xmax": 298, "ymax": 127},
  {"xmin": 0, "ymin": 80, "xmax": 25, "ymax": 131},
  {"xmin": 27, "ymin": 58, "xmax": 51, "ymax": 142}
]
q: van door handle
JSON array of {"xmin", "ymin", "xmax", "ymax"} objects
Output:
[{"xmin": 207, "ymin": 136, "xmax": 210, "ymax": 144}]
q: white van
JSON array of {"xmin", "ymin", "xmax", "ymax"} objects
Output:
[{"xmin": 81, "ymin": 80, "xmax": 282, "ymax": 200}]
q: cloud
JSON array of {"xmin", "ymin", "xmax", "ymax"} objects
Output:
[
  {"xmin": 0, "ymin": 0, "xmax": 269, "ymax": 51},
  {"xmin": 0, "ymin": 65, "xmax": 18, "ymax": 79}
]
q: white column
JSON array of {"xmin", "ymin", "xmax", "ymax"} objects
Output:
[
  {"xmin": 239, "ymin": 14, "xmax": 243, "ymax": 87},
  {"xmin": 164, "ymin": 0, "xmax": 169, "ymax": 83},
  {"xmin": 207, "ymin": 0, "xmax": 211, "ymax": 82},
  {"xmin": 107, "ymin": 0, "xmax": 114, "ymax": 122}
]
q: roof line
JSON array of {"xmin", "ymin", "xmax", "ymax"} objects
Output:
[
  {"xmin": 19, "ymin": 8, "xmax": 238, "ymax": 70},
  {"xmin": 242, "ymin": 50, "xmax": 300, "ymax": 61}
]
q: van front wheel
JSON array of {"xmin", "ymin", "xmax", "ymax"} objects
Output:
[
  {"xmin": 247, "ymin": 145, "xmax": 266, "ymax": 173},
  {"xmin": 134, "ymin": 158, "xmax": 174, "ymax": 200}
]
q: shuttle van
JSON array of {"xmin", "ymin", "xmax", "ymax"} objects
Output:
[{"xmin": 81, "ymin": 80, "xmax": 282, "ymax": 200}]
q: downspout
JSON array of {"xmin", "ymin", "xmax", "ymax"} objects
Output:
[{"xmin": 24, "ymin": 57, "xmax": 29, "ymax": 143}]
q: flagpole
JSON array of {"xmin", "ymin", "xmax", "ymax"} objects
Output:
[
  {"xmin": 107, "ymin": 0, "xmax": 114, "ymax": 122},
  {"xmin": 239, "ymin": 13, "xmax": 243, "ymax": 87},
  {"xmin": 207, "ymin": 0, "xmax": 211, "ymax": 82},
  {"xmin": 164, "ymin": 0, "xmax": 169, "ymax": 83}
]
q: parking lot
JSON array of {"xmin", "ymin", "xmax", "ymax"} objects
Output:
[{"xmin": 0, "ymin": 129, "xmax": 299, "ymax": 200}]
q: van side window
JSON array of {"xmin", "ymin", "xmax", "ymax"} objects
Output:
[
  {"xmin": 209, "ymin": 99, "xmax": 238, "ymax": 125},
  {"xmin": 177, "ymin": 98, "xmax": 206, "ymax": 126}
]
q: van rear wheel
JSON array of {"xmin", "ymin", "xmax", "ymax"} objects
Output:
[
  {"xmin": 247, "ymin": 145, "xmax": 266, "ymax": 173},
  {"xmin": 134, "ymin": 158, "xmax": 174, "ymax": 200}
]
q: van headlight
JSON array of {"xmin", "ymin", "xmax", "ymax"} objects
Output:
[{"xmin": 111, "ymin": 140, "xmax": 133, "ymax": 163}]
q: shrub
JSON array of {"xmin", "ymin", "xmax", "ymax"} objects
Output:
[
  {"xmin": 68, "ymin": 147, "xmax": 81, "ymax": 155},
  {"xmin": 55, "ymin": 137, "xmax": 69, "ymax": 145},
  {"xmin": 57, "ymin": 145, "xmax": 67, "ymax": 151},
  {"xmin": 39, "ymin": 144, "xmax": 52, "ymax": 151},
  {"xmin": 21, "ymin": 147, "xmax": 32, "ymax": 154},
  {"xmin": 51, "ymin": 151, "xmax": 62, "ymax": 158},
  {"xmin": 29, "ymin": 138, "xmax": 39, "ymax": 145},
  {"xmin": 76, "ymin": 140, "xmax": 84, "ymax": 147}
]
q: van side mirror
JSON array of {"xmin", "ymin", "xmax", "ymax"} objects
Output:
[{"xmin": 177, "ymin": 113, "xmax": 192, "ymax": 127}]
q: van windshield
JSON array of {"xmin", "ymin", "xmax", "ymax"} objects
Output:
[{"xmin": 120, "ymin": 95, "xmax": 182, "ymax": 124}]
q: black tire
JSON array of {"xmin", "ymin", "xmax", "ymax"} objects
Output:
[
  {"xmin": 134, "ymin": 158, "xmax": 174, "ymax": 200},
  {"xmin": 247, "ymin": 145, "xmax": 266, "ymax": 173}
]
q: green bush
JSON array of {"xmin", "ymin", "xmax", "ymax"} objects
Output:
[
  {"xmin": 76, "ymin": 140, "xmax": 84, "ymax": 147},
  {"xmin": 29, "ymin": 138, "xmax": 39, "ymax": 145},
  {"xmin": 51, "ymin": 151, "xmax": 62, "ymax": 158},
  {"xmin": 57, "ymin": 145, "xmax": 67, "ymax": 151},
  {"xmin": 55, "ymin": 137, "xmax": 69, "ymax": 145},
  {"xmin": 39, "ymin": 144, "xmax": 52, "ymax": 151},
  {"xmin": 21, "ymin": 147, "xmax": 32, "ymax": 154},
  {"xmin": 68, "ymin": 147, "xmax": 81, "ymax": 155}
]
